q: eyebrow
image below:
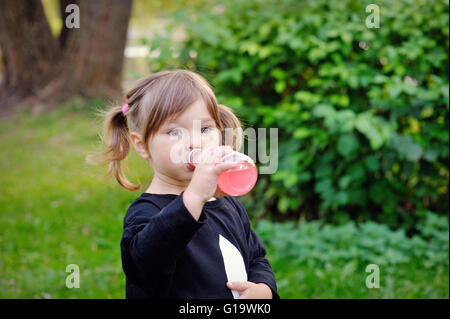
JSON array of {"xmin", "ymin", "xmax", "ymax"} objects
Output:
[
  {"xmin": 165, "ymin": 117, "xmax": 215, "ymax": 125},
  {"xmin": 198, "ymin": 117, "xmax": 215, "ymax": 122}
]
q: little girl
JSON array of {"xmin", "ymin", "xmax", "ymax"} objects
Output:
[{"xmin": 96, "ymin": 69, "xmax": 278, "ymax": 299}]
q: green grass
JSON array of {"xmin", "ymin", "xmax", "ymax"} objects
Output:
[
  {"xmin": 0, "ymin": 98, "xmax": 150, "ymax": 298},
  {"xmin": 270, "ymin": 261, "xmax": 449, "ymax": 298},
  {"xmin": 258, "ymin": 219, "xmax": 449, "ymax": 299},
  {"xmin": 1, "ymin": 99, "xmax": 448, "ymax": 298}
]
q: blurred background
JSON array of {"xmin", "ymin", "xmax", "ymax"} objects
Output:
[{"xmin": 0, "ymin": 0, "xmax": 448, "ymax": 298}]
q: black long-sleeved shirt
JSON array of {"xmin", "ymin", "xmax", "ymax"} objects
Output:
[{"xmin": 120, "ymin": 191, "xmax": 279, "ymax": 299}]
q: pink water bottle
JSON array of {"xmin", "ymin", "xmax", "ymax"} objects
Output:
[{"xmin": 187, "ymin": 148, "xmax": 258, "ymax": 196}]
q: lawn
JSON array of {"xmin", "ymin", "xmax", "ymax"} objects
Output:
[
  {"xmin": 0, "ymin": 99, "xmax": 448, "ymax": 298},
  {"xmin": 0, "ymin": 99, "xmax": 149, "ymax": 298}
]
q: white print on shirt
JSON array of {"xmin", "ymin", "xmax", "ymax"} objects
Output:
[{"xmin": 219, "ymin": 234, "xmax": 248, "ymax": 299}]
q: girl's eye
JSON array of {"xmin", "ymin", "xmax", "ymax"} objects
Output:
[
  {"xmin": 168, "ymin": 129, "xmax": 181, "ymax": 136},
  {"xmin": 201, "ymin": 126, "xmax": 211, "ymax": 133}
]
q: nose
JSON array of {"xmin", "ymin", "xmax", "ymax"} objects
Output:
[{"xmin": 189, "ymin": 130, "xmax": 202, "ymax": 151}]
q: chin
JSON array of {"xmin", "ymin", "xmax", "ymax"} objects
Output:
[{"xmin": 177, "ymin": 165, "xmax": 194, "ymax": 179}]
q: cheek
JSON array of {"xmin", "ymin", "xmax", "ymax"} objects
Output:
[
  {"xmin": 168, "ymin": 141, "xmax": 188, "ymax": 165},
  {"xmin": 151, "ymin": 137, "xmax": 186, "ymax": 165},
  {"xmin": 204, "ymin": 130, "xmax": 221, "ymax": 145},
  {"xmin": 148, "ymin": 138, "xmax": 167, "ymax": 161}
]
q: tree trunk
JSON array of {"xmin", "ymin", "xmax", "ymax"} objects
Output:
[
  {"xmin": 0, "ymin": 0, "xmax": 133, "ymax": 118},
  {"xmin": 0, "ymin": 0, "xmax": 60, "ymax": 109}
]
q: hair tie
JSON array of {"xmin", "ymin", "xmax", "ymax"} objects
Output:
[{"xmin": 122, "ymin": 104, "xmax": 129, "ymax": 115}]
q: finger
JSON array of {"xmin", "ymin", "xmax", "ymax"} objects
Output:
[
  {"xmin": 218, "ymin": 145, "xmax": 233, "ymax": 158},
  {"xmin": 238, "ymin": 292, "xmax": 249, "ymax": 299},
  {"xmin": 199, "ymin": 145, "xmax": 216, "ymax": 164},
  {"xmin": 198, "ymin": 145, "xmax": 232, "ymax": 164},
  {"xmin": 210, "ymin": 147, "xmax": 223, "ymax": 164},
  {"xmin": 227, "ymin": 281, "xmax": 251, "ymax": 291},
  {"xmin": 200, "ymin": 146, "xmax": 220, "ymax": 164},
  {"xmin": 210, "ymin": 145, "xmax": 232, "ymax": 164},
  {"xmin": 213, "ymin": 161, "xmax": 241, "ymax": 175}
]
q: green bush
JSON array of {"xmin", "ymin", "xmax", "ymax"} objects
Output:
[
  {"xmin": 146, "ymin": 0, "xmax": 449, "ymax": 230},
  {"xmin": 255, "ymin": 211, "xmax": 449, "ymax": 298},
  {"xmin": 257, "ymin": 211, "xmax": 449, "ymax": 268}
]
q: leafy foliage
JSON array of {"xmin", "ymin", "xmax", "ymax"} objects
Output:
[
  {"xmin": 257, "ymin": 212, "xmax": 449, "ymax": 268},
  {"xmin": 255, "ymin": 211, "xmax": 449, "ymax": 298},
  {"xmin": 147, "ymin": 0, "xmax": 449, "ymax": 231}
]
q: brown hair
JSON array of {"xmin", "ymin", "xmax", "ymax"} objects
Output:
[{"xmin": 86, "ymin": 69, "xmax": 243, "ymax": 191}]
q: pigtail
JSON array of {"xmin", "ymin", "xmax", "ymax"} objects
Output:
[
  {"xmin": 85, "ymin": 104, "xmax": 141, "ymax": 191},
  {"xmin": 218, "ymin": 104, "xmax": 243, "ymax": 151}
]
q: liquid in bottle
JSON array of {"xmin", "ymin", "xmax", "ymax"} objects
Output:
[{"xmin": 187, "ymin": 149, "xmax": 258, "ymax": 196}]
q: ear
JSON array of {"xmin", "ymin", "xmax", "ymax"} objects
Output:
[{"xmin": 129, "ymin": 132, "xmax": 151, "ymax": 160}]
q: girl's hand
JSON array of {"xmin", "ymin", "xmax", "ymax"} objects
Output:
[
  {"xmin": 183, "ymin": 145, "xmax": 240, "ymax": 219},
  {"xmin": 186, "ymin": 145, "xmax": 239, "ymax": 202},
  {"xmin": 226, "ymin": 281, "xmax": 273, "ymax": 299}
]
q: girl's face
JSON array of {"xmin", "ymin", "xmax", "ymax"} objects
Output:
[{"xmin": 147, "ymin": 98, "xmax": 221, "ymax": 182}]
